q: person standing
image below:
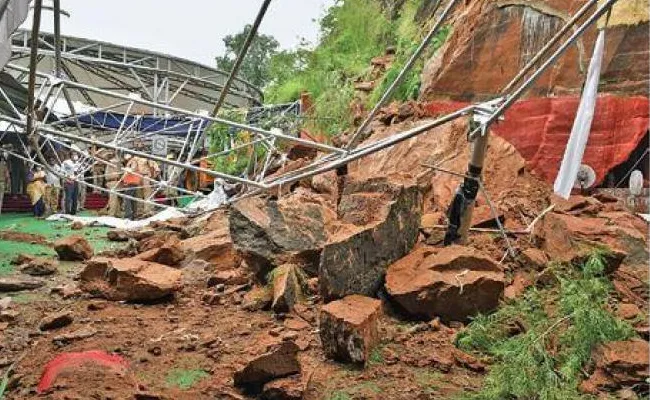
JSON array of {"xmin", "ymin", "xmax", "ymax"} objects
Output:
[
  {"xmin": 44, "ymin": 158, "xmax": 61, "ymax": 214},
  {"xmin": 103, "ymin": 152, "xmax": 122, "ymax": 217},
  {"xmin": 139, "ymin": 156, "xmax": 160, "ymax": 216},
  {"xmin": 122, "ymin": 154, "xmax": 141, "ymax": 220},
  {"xmin": 61, "ymin": 153, "xmax": 80, "ymax": 215},
  {"xmin": 0, "ymin": 152, "xmax": 10, "ymax": 215},
  {"xmin": 26, "ymin": 166, "xmax": 46, "ymax": 217}
]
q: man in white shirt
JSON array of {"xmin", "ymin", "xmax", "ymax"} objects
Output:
[{"xmin": 61, "ymin": 153, "xmax": 80, "ymax": 215}]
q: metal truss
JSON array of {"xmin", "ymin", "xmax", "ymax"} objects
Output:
[{"xmin": 0, "ymin": 0, "xmax": 618, "ymax": 217}]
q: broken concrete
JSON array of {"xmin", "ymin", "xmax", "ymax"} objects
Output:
[
  {"xmin": 233, "ymin": 339, "xmax": 300, "ymax": 389},
  {"xmin": 319, "ymin": 295, "xmax": 382, "ymax": 365},
  {"xmin": 54, "ymin": 236, "xmax": 94, "ymax": 261},
  {"xmin": 79, "ymin": 257, "xmax": 182, "ymax": 302},
  {"xmin": 385, "ymin": 245, "xmax": 504, "ymax": 322},
  {"xmin": 319, "ymin": 177, "xmax": 422, "ymax": 300}
]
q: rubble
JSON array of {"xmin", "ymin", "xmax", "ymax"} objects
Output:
[
  {"xmin": 319, "ymin": 177, "xmax": 422, "ymax": 300},
  {"xmin": 319, "ymin": 295, "xmax": 382, "ymax": 365},
  {"xmin": 385, "ymin": 246, "xmax": 504, "ymax": 322},
  {"xmin": 182, "ymin": 225, "xmax": 241, "ymax": 270},
  {"xmin": 233, "ymin": 339, "xmax": 301, "ymax": 389},
  {"xmin": 580, "ymin": 339, "xmax": 649, "ymax": 394},
  {"xmin": 79, "ymin": 257, "xmax": 182, "ymax": 301},
  {"xmin": 54, "ymin": 236, "xmax": 94, "ymax": 261}
]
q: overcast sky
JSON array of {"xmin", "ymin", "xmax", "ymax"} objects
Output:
[{"xmin": 20, "ymin": 0, "xmax": 335, "ymax": 66}]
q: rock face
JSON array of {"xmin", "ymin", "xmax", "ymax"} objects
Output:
[
  {"xmin": 270, "ymin": 264, "xmax": 305, "ymax": 313},
  {"xmin": 54, "ymin": 236, "xmax": 94, "ymax": 261},
  {"xmin": 418, "ymin": 0, "xmax": 649, "ymax": 186},
  {"xmin": 319, "ymin": 295, "xmax": 382, "ymax": 365},
  {"xmin": 230, "ymin": 190, "xmax": 335, "ymax": 278},
  {"xmin": 233, "ymin": 339, "xmax": 300, "ymax": 389},
  {"xmin": 20, "ymin": 258, "xmax": 58, "ymax": 276},
  {"xmin": 136, "ymin": 236, "xmax": 185, "ymax": 266},
  {"xmin": 79, "ymin": 258, "xmax": 182, "ymax": 301},
  {"xmin": 319, "ymin": 178, "xmax": 422, "ymax": 300},
  {"xmin": 581, "ymin": 339, "xmax": 650, "ymax": 394},
  {"xmin": 385, "ymin": 246, "xmax": 504, "ymax": 322}
]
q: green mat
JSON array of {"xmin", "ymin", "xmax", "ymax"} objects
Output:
[{"xmin": 0, "ymin": 212, "xmax": 121, "ymax": 275}]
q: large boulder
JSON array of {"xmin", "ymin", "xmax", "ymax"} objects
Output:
[
  {"xmin": 230, "ymin": 190, "xmax": 335, "ymax": 278},
  {"xmin": 79, "ymin": 257, "xmax": 182, "ymax": 301},
  {"xmin": 54, "ymin": 236, "xmax": 93, "ymax": 261},
  {"xmin": 385, "ymin": 245, "xmax": 504, "ymax": 322},
  {"xmin": 581, "ymin": 339, "xmax": 649, "ymax": 395},
  {"xmin": 319, "ymin": 295, "xmax": 382, "ymax": 365},
  {"xmin": 319, "ymin": 177, "xmax": 422, "ymax": 300},
  {"xmin": 233, "ymin": 338, "xmax": 300, "ymax": 390}
]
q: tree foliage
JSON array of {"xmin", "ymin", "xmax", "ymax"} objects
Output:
[{"xmin": 215, "ymin": 24, "xmax": 280, "ymax": 88}]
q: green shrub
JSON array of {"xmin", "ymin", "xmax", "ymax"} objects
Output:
[{"xmin": 456, "ymin": 251, "xmax": 635, "ymax": 400}]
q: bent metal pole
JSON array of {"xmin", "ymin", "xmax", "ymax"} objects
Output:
[
  {"xmin": 210, "ymin": 0, "xmax": 272, "ymax": 117},
  {"xmin": 445, "ymin": 0, "xmax": 620, "ymax": 246}
]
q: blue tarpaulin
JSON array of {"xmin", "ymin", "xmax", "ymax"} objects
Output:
[{"xmin": 73, "ymin": 111, "xmax": 209, "ymax": 136}]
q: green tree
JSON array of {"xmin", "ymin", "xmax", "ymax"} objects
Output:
[{"xmin": 215, "ymin": 24, "xmax": 280, "ymax": 88}]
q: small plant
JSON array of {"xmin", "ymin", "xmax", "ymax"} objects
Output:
[
  {"xmin": 328, "ymin": 391, "xmax": 352, "ymax": 400},
  {"xmin": 368, "ymin": 348, "xmax": 385, "ymax": 365},
  {"xmin": 164, "ymin": 368, "xmax": 209, "ymax": 390}
]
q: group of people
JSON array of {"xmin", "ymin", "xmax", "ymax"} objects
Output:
[
  {"xmin": 0, "ymin": 145, "xmax": 185, "ymax": 220},
  {"xmin": 20, "ymin": 152, "xmax": 84, "ymax": 218}
]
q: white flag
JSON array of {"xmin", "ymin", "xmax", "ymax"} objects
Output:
[{"xmin": 553, "ymin": 30, "xmax": 606, "ymax": 199}]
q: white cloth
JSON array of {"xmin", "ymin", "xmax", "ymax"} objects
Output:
[
  {"xmin": 553, "ymin": 30, "xmax": 606, "ymax": 199},
  {"xmin": 0, "ymin": 0, "xmax": 29, "ymax": 69}
]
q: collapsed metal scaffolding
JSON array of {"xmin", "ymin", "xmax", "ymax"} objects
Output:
[{"xmin": 0, "ymin": 0, "xmax": 619, "ymax": 222}]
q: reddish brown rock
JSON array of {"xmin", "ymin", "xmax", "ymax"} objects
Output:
[
  {"xmin": 137, "ymin": 236, "xmax": 185, "ymax": 266},
  {"xmin": 518, "ymin": 248, "xmax": 549, "ymax": 271},
  {"xmin": 181, "ymin": 226, "xmax": 240, "ymax": 270},
  {"xmin": 319, "ymin": 295, "xmax": 382, "ymax": 365},
  {"xmin": 39, "ymin": 311, "xmax": 73, "ymax": 331},
  {"xmin": 581, "ymin": 339, "xmax": 649, "ymax": 394},
  {"xmin": 616, "ymin": 303, "xmax": 642, "ymax": 321},
  {"xmin": 504, "ymin": 271, "xmax": 533, "ymax": 301},
  {"xmin": 208, "ymin": 269, "xmax": 249, "ymax": 286},
  {"xmin": 54, "ymin": 236, "xmax": 93, "ymax": 261},
  {"xmin": 233, "ymin": 339, "xmax": 300, "ymax": 389},
  {"xmin": 106, "ymin": 230, "xmax": 130, "ymax": 242},
  {"xmin": 20, "ymin": 258, "xmax": 58, "ymax": 276},
  {"xmin": 0, "ymin": 277, "xmax": 44, "ymax": 292},
  {"xmin": 261, "ymin": 375, "xmax": 303, "ymax": 400},
  {"xmin": 471, "ymin": 205, "xmax": 505, "ymax": 228},
  {"xmin": 385, "ymin": 245, "xmax": 504, "ymax": 323},
  {"xmin": 319, "ymin": 177, "xmax": 422, "ymax": 300},
  {"xmin": 242, "ymin": 286, "xmax": 272, "ymax": 312},
  {"xmin": 271, "ymin": 265, "xmax": 305, "ymax": 313},
  {"xmin": 420, "ymin": 212, "xmax": 444, "ymax": 229},
  {"xmin": 79, "ymin": 257, "xmax": 182, "ymax": 301}
]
